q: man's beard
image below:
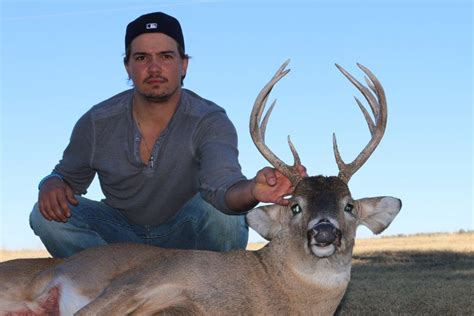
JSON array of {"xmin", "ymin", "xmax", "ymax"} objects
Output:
[
  {"xmin": 143, "ymin": 91, "xmax": 172, "ymax": 103},
  {"xmin": 133, "ymin": 75, "xmax": 180, "ymax": 103},
  {"xmin": 139, "ymin": 84, "xmax": 180, "ymax": 103}
]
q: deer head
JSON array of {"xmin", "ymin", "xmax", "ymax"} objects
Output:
[{"xmin": 247, "ymin": 61, "xmax": 401, "ymax": 259}]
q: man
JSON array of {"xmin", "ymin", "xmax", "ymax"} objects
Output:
[{"xmin": 30, "ymin": 12, "xmax": 304, "ymax": 258}]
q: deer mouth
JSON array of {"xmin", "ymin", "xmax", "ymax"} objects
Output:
[{"xmin": 308, "ymin": 221, "xmax": 342, "ymax": 258}]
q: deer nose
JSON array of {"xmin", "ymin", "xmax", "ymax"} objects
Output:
[{"xmin": 310, "ymin": 220, "xmax": 342, "ymax": 247}]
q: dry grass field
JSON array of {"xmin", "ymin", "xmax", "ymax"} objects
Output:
[
  {"xmin": 337, "ymin": 231, "xmax": 473, "ymax": 315},
  {"xmin": 1, "ymin": 231, "xmax": 473, "ymax": 315},
  {"xmin": 0, "ymin": 249, "xmax": 51, "ymax": 262}
]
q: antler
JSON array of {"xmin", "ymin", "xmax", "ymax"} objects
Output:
[
  {"xmin": 250, "ymin": 60, "xmax": 303, "ymax": 186},
  {"xmin": 333, "ymin": 63, "xmax": 388, "ymax": 183}
]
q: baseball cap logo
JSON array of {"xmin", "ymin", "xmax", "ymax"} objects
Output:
[{"xmin": 146, "ymin": 23, "xmax": 158, "ymax": 29}]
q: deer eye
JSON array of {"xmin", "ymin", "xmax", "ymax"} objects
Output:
[
  {"xmin": 344, "ymin": 203, "xmax": 354, "ymax": 213},
  {"xmin": 291, "ymin": 204, "xmax": 301, "ymax": 215}
]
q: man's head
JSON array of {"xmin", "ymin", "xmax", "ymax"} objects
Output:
[
  {"xmin": 124, "ymin": 12, "xmax": 186, "ymax": 62},
  {"xmin": 124, "ymin": 12, "xmax": 189, "ymax": 102}
]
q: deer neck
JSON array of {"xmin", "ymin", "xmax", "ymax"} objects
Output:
[{"xmin": 256, "ymin": 236, "xmax": 352, "ymax": 309}]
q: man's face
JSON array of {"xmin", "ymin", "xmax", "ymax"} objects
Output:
[{"xmin": 125, "ymin": 32, "xmax": 188, "ymax": 103}]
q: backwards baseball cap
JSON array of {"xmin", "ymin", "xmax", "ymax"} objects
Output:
[{"xmin": 125, "ymin": 12, "xmax": 185, "ymax": 51}]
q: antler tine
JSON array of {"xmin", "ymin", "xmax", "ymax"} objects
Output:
[
  {"xmin": 250, "ymin": 60, "xmax": 303, "ymax": 186},
  {"xmin": 333, "ymin": 63, "xmax": 388, "ymax": 183},
  {"xmin": 260, "ymin": 101, "xmax": 302, "ymax": 168},
  {"xmin": 288, "ymin": 136, "xmax": 301, "ymax": 166},
  {"xmin": 336, "ymin": 64, "xmax": 380, "ymax": 120},
  {"xmin": 260, "ymin": 99, "xmax": 276, "ymax": 142},
  {"xmin": 355, "ymin": 97, "xmax": 376, "ymax": 135},
  {"xmin": 365, "ymin": 76, "xmax": 378, "ymax": 98}
]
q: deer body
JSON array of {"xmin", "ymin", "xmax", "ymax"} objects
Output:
[
  {"xmin": 74, "ymin": 244, "xmax": 348, "ymax": 315},
  {"xmin": 1, "ymin": 245, "xmax": 347, "ymax": 315},
  {"xmin": 0, "ymin": 62, "xmax": 402, "ymax": 315},
  {"xmin": 1, "ymin": 176, "xmax": 400, "ymax": 315}
]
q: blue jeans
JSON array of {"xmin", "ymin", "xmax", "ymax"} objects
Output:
[{"xmin": 30, "ymin": 194, "xmax": 248, "ymax": 258}]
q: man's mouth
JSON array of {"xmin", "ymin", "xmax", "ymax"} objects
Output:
[{"xmin": 145, "ymin": 77, "xmax": 167, "ymax": 84}]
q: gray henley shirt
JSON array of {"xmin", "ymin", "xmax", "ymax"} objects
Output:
[{"xmin": 53, "ymin": 89, "xmax": 246, "ymax": 226}]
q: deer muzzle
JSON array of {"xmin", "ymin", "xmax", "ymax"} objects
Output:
[{"xmin": 308, "ymin": 220, "xmax": 342, "ymax": 257}]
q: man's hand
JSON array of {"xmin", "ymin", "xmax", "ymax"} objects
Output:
[
  {"xmin": 38, "ymin": 178, "xmax": 78, "ymax": 222},
  {"xmin": 251, "ymin": 165, "xmax": 308, "ymax": 206},
  {"xmin": 224, "ymin": 165, "xmax": 307, "ymax": 213}
]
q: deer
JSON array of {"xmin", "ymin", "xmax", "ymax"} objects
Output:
[{"xmin": 0, "ymin": 61, "xmax": 401, "ymax": 315}]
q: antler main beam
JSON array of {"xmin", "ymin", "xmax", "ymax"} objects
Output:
[
  {"xmin": 250, "ymin": 60, "xmax": 303, "ymax": 186},
  {"xmin": 333, "ymin": 63, "xmax": 388, "ymax": 183}
]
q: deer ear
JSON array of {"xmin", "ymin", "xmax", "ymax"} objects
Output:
[
  {"xmin": 246, "ymin": 205, "xmax": 288, "ymax": 240},
  {"xmin": 356, "ymin": 197, "xmax": 402, "ymax": 234}
]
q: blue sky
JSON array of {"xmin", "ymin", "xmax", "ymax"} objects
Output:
[{"xmin": 1, "ymin": 0, "xmax": 472, "ymax": 249}]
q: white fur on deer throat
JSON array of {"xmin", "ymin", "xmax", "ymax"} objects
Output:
[{"xmin": 293, "ymin": 255, "xmax": 351, "ymax": 289}]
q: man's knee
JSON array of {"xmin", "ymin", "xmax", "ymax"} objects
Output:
[
  {"xmin": 30, "ymin": 196, "xmax": 93, "ymax": 235},
  {"xmin": 214, "ymin": 214, "xmax": 249, "ymax": 250},
  {"xmin": 29, "ymin": 200, "xmax": 109, "ymax": 258},
  {"xmin": 30, "ymin": 202, "xmax": 51, "ymax": 235},
  {"xmin": 195, "ymin": 198, "xmax": 249, "ymax": 251},
  {"xmin": 30, "ymin": 202, "xmax": 73, "ymax": 243}
]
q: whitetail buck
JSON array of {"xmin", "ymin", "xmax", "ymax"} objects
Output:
[{"xmin": 0, "ymin": 61, "xmax": 401, "ymax": 315}]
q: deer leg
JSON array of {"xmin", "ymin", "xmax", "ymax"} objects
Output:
[
  {"xmin": 1, "ymin": 286, "xmax": 60, "ymax": 316},
  {"xmin": 76, "ymin": 281, "xmax": 200, "ymax": 315}
]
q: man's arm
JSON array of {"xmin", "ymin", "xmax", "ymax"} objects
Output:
[
  {"xmin": 225, "ymin": 166, "xmax": 307, "ymax": 213},
  {"xmin": 38, "ymin": 111, "xmax": 95, "ymax": 222},
  {"xmin": 195, "ymin": 109, "xmax": 307, "ymax": 213}
]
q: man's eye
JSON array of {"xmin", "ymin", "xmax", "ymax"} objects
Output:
[
  {"xmin": 344, "ymin": 203, "xmax": 354, "ymax": 213},
  {"xmin": 135, "ymin": 55, "xmax": 146, "ymax": 61},
  {"xmin": 291, "ymin": 204, "xmax": 301, "ymax": 215},
  {"xmin": 161, "ymin": 54, "xmax": 173, "ymax": 60}
]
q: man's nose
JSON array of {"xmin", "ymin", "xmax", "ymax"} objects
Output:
[{"xmin": 148, "ymin": 57, "xmax": 163, "ymax": 73}]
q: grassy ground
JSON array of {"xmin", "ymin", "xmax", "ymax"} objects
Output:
[
  {"xmin": 2, "ymin": 232, "xmax": 472, "ymax": 315},
  {"xmin": 336, "ymin": 232, "xmax": 473, "ymax": 315}
]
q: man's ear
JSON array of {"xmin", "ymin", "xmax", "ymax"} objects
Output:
[
  {"xmin": 356, "ymin": 197, "xmax": 402, "ymax": 234},
  {"xmin": 124, "ymin": 62, "xmax": 132, "ymax": 81},
  {"xmin": 181, "ymin": 56, "xmax": 189, "ymax": 78},
  {"xmin": 246, "ymin": 205, "xmax": 289, "ymax": 241}
]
